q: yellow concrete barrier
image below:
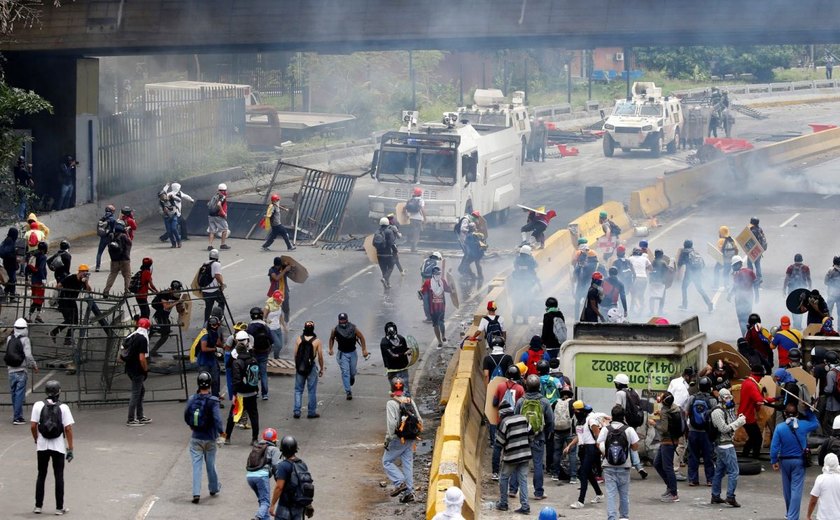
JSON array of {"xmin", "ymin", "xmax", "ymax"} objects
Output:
[
  {"xmin": 629, "ymin": 177, "xmax": 669, "ymax": 218},
  {"xmin": 441, "ymin": 377, "xmax": 470, "ymax": 441}
]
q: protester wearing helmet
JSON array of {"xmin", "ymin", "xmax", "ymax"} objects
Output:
[
  {"xmin": 26, "ymin": 240, "xmax": 49, "ymax": 322},
  {"xmin": 7, "ymin": 318, "xmax": 37, "ymax": 425},
  {"xmin": 247, "ymin": 307, "xmax": 274, "ymax": 401},
  {"xmin": 31, "ymin": 379, "xmax": 74, "ymax": 515},
  {"xmin": 123, "ymin": 319, "xmax": 152, "ymax": 427},
  {"xmin": 772, "ymin": 315, "xmax": 803, "ymax": 368},
  {"xmin": 207, "ymin": 183, "xmax": 230, "ymax": 250},
  {"xmin": 383, "ymin": 376, "xmax": 423, "ymax": 504},
  {"xmin": 419, "ymin": 252, "xmax": 443, "ymax": 321},
  {"xmin": 540, "ymin": 297, "xmax": 567, "ymax": 361},
  {"xmin": 375, "ymin": 216, "xmax": 397, "ymax": 289},
  {"xmin": 185, "ymin": 371, "xmax": 223, "ymax": 504},
  {"xmin": 160, "ymin": 181, "xmax": 194, "ymax": 247},
  {"xmin": 403, "ymin": 187, "xmax": 425, "ymax": 252},
  {"xmin": 49, "ymin": 239, "xmax": 72, "ymax": 283},
  {"xmin": 261, "ymin": 193, "xmax": 295, "ymax": 252},
  {"xmin": 49, "ymin": 264, "xmax": 92, "ymax": 347},
  {"xmin": 95, "ymin": 204, "xmax": 117, "ymax": 271},
  {"xmin": 685, "ymin": 377, "xmax": 716, "ymax": 487},
  {"xmin": 581, "ymin": 272, "xmax": 605, "ymax": 323},
  {"xmin": 246, "ymin": 427, "xmax": 283, "ymax": 519},
  {"xmin": 488, "ymin": 362, "xmax": 527, "ymax": 481},
  {"xmin": 222, "ymin": 328, "xmax": 261, "ymax": 447},
  {"xmin": 148, "ymin": 280, "xmax": 184, "ymax": 357},
  {"xmin": 747, "ymin": 216, "xmax": 767, "ymax": 282},
  {"xmin": 263, "ymin": 288, "xmax": 288, "ymax": 359},
  {"xmin": 380, "ymin": 322, "xmax": 411, "ymax": 396},
  {"xmin": 269, "ymin": 435, "xmax": 314, "ymax": 518},
  {"xmin": 513, "ymin": 375, "xmax": 554, "ymax": 502},
  {"xmin": 728, "ymin": 254, "xmax": 758, "ymax": 335},
  {"xmin": 328, "ymin": 312, "xmax": 369, "ymax": 400},
  {"xmin": 200, "ymin": 249, "xmax": 226, "ymax": 324},
  {"xmin": 198, "ymin": 315, "xmax": 225, "ymax": 404},
  {"xmin": 420, "ymin": 267, "xmax": 453, "ymax": 347}
]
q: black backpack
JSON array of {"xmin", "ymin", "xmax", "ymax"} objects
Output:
[
  {"xmin": 608, "ymin": 219, "xmax": 622, "ymax": 237},
  {"xmin": 252, "ymin": 325, "xmax": 272, "ymax": 354},
  {"xmin": 405, "ymin": 197, "xmax": 421, "ymax": 213},
  {"xmin": 721, "ymin": 236, "xmax": 737, "ymax": 258},
  {"xmin": 666, "ymin": 408, "xmax": 685, "ymax": 439},
  {"xmin": 128, "ymin": 270, "xmax": 143, "ymax": 294},
  {"xmin": 295, "ymin": 336, "xmax": 315, "ymax": 376},
  {"xmin": 394, "ymin": 398, "xmax": 422, "ymax": 440},
  {"xmin": 38, "ymin": 400, "xmax": 64, "ymax": 439},
  {"xmin": 372, "ymin": 230, "xmax": 388, "ymax": 254},
  {"xmin": 285, "ymin": 459, "xmax": 315, "ymax": 508},
  {"xmin": 184, "ymin": 394, "xmax": 212, "ymax": 432},
  {"xmin": 4, "ymin": 335, "xmax": 25, "ymax": 368},
  {"xmin": 689, "ymin": 395, "xmax": 713, "ymax": 429},
  {"xmin": 605, "ymin": 424, "xmax": 630, "ymax": 466},
  {"xmin": 107, "ymin": 236, "xmax": 124, "ymax": 258},
  {"xmin": 197, "ymin": 262, "xmax": 215, "ymax": 288},
  {"xmin": 246, "ymin": 443, "xmax": 269, "ymax": 472},
  {"xmin": 207, "ymin": 194, "xmax": 221, "ymax": 216},
  {"xmin": 623, "ymin": 388, "xmax": 644, "ymax": 427},
  {"xmin": 687, "ymin": 250, "xmax": 705, "ymax": 270},
  {"xmin": 483, "ymin": 315, "xmax": 503, "ymax": 340}
]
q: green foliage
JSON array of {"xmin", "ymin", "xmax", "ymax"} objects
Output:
[{"xmin": 634, "ymin": 45, "xmax": 798, "ymax": 82}]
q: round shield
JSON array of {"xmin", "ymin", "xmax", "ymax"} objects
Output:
[
  {"xmin": 786, "ymin": 288, "xmax": 810, "ymax": 315},
  {"xmin": 406, "ymin": 335, "xmax": 420, "ymax": 367}
]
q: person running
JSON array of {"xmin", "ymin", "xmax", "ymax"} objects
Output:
[
  {"xmin": 123, "ymin": 318, "xmax": 151, "ymax": 427},
  {"xmin": 380, "ymin": 322, "xmax": 411, "ymax": 396},
  {"xmin": 30, "ymin": 380, "xmax": 73, "ymax": 515},
  {"xmin": 715, "ymin": 226, "xmax": 739, "ymax": 289},
  {"xmin": 198, "ymin": 249, "xmax": 225, "ymax": 324},
  {"xmin": 50, "ymin": 264, "xmax": 91, "ymax": 346},
  {"xmin": 102, "ymin": 221, "xmax": 132, "ymax": 297},
  {"xmin": 148, "ymin": 280, "xmax": 182, "ymax": 357},
  {"xmin": 207, "ymin": 183, "xmax": 230, "ymax": 250},
  {"xmin": 246, "ymin": 427, "xmax": 282, "ymax": 520},
  {"xmin": 373, "ymin": 217, "xmax": 397, "ymax": 289},
  {"xmin": 184, "ymin": 371, "xmax": 224, "ymax": 504},
  {"xmin": 261, "ymin": 193, "xmax": 295, "ymax": 251},
  {"xmin": 328, "ymin": 312, "xmax": 369, "ymax": 400},
  {"xmin": 677, "ymin": 240, "xmax": 713, "ymax": 313},
  {"xmin": 710, "ymin": 388, "xmax": 746, "ymax": 508},
  {"xmin": 383, "ymin": 377, "xmax": 423, "ymax": 504},
  {"xmin": 807, "ymin": 453, "xmax": 840, "ymax": 520},
  {"xmin": 27, "ymin": 241, "xmax": 48, "ymax": 323},
  {"xmin": 8, "ymin": 318, "xmax": 37, "ymax": 425},
  {"xmin": 269, "ymin": 436, "xmax": 315, "ymax": 519},
  {"xmin": 581, "ymin": 272, "xmax": 604, "ymax": 323},
  {"xmin": 564, "ymin": 400, "xmax": 604, "ymax": 509},
  {"xmin": 222, "ymin": 333, "xmax": 260, "ymax": 446},
  {"xmin": 133, "ymin": 257, "xmax": 158, "ymax": 319},
  {"xmin": 293, "ymin": 321, "xmax": 324, "ymax": 419},
  {"xmin": 263, "ymin": 290, "xmax": 288, "ymax": 359},
  {"xmin": 420, "ymin": 266, "xmax": 452, "ymax": 347},
  {"xmin": 771, "ymin": 404, "xmax": 820, "ymax": 520}
]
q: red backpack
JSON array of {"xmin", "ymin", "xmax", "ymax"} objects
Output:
[{"xmin": 526, "ymin": 348, "xmax": 545, "ymax": 375}]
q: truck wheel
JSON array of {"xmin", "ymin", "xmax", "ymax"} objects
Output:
[
  {"xmin": 667, "ymin": 130, "xmax": 679, "ymax": 154},
  {"xmin": 650, "ymin": 132, "xmax": 662, "ymax": 158},
  {"xmin": 602, "ymin": 134, "xmax": 615, "ymax": 157}
]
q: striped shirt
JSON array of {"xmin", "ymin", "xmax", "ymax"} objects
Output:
[{"xmin": 496, "ymin": 413, "xmax": 532, "ymax": 465}]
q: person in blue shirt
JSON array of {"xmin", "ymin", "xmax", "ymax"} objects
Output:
[
  {"xmin": 770, "ymin": 404, "xmax": 819, "ymax": 520},
  {"xmin": 184, "ymin": 371, "xmax": 224, "ymax": 504},
  {"xmin": 197, "ymin": 316, "xmax": 224, "ymax": 405}
]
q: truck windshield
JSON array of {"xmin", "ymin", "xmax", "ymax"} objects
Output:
[
  {"xmin": 614, "ymin": 102, "xmax": 636, "ymax": 116},
  {"xmin": 462, "ymin": 112, "xmax": 507, "ymax": 126},
  {"xmin": 378, "ymin": 149, "xmax": 418, "ymax": 183},
  {"xmin": 418, "ymin": 149, "xmax": 457, "ymax": 185},
  {"xmin": 639, "ymin": 104, "xmax": 662, "ymax": 117}
]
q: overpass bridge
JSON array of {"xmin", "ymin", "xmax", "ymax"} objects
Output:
[{"xmin": 2, "ymin": 0, "xmax": 839, "ymax": 55}]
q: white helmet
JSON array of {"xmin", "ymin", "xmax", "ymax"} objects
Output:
[
  {"xmin": 607, "ymin": 308, "xmax": 624, "ymax": 323},
  {"xmin": 431, "ymin": 251, "xmax": 442, "ymax": 260},
  {"xmin": 208, "ymin": 249, "xmax": 220, "ymax": 260},
  {"xmin": 614, "ymin": 373, "xmax": 630, "ymax": 385},
  {"xmin": 731, "ymin": 255, "xmax": 743, "ymax": 266},
  {"xmin": 519, "ymin": 245, "xmax": 532, "ymax": 255},
  {"xmin": 235, "ymin": 330, "xmax": 249, "ymax": 342},
  {"xmin": 171, "ymin": 182, "xmax": 181, "ymax": 192},
  {"xmin": 379, "ymin": 217, "xmax": 389, "ymax": 226},
  {"xmin": 218, "ymin": 183, "xmax": 227, "ymax": 191},
  {"xmin": 13, "ymin": 318, "xmax": 27, "ymax": 329}
]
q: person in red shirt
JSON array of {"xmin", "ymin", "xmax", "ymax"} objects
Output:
[
  {"xmin": 135, "ymin": 257, "xmax": 159, "ymax": 319},
  {"xmin": 728, "ymin": 256, "xmax": 758, "ymax": 335},
  {"xmin": 744, "ymin": 313, "xmax": 774, "ymax": 374},
  {"xmin": 419, "ymin": 267, "xmax": 451, "ymax": 348},
  {"xmin": 738, "ymin": 364, "xmax": 768, "ymax": 460},
  {"xmin": 121, "ymin": 206, "xmax": 138, "ymax": 241}
]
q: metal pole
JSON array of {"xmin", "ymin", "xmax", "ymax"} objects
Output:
[
  {"xmin": 409, "ymin": 50, "xmax": 416, "ymax": 111},
  {"xmin": 566, "ymin": 62, "xmax": 571, "ymax": 105},
  {"xmin": 588, "ymin": 50, "xmax": 593, "ymax": 101},
  {"xmin": 293, "ymin": 205, "xmax": 300, "ymax": 245},
  {"xmin": 459, "ymin": 61, "xmax": 464, "ymax": 106},
  {"xmin": 312, "ymin": 219, "xmax": 334, "ymax": 245},
  {"xmin": 524, "ymin": 59, "xmax": 529, "ymax": 105},
  {"xmin": 624, "ymin": 46, "xmax": 631, "ymax": 100}
]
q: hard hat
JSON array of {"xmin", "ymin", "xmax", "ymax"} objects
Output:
[
  {"xmin": 171, "ymin": 182, "xmax": 181, "ymax": 192},
  {"xmin": 262, "ymin": 427, "xmax": 278, "ymax": 443},
  {"xmin": 14, "ymin": 318, "xmax": 27, "ymax": 329},
  {"xmin": 207, "ymin": 316, "xmax": 221, "ymax": 327},
  {"xmin": 525, "ymin": 374, "xmax": 541, "ymax": 392},
  {"xmin": 516, "ymin": 362, "xmax": 528, "ymax": 377},
  {"xmin": 470, "ymin": 210, "xmax": 481, "ymax": 218},
  {"xmin": 170, "ymin": 280, "xmax": 183, "ymax": 291},
  {"xmin": 519, "ymin": 245, "xmax": 532, "ymax": 255},
  {"xmin": 577, "ymin": 237, "xmax": 588, "ymax": 245},
  {"xmin": 197, "ymin": 371, "xmax": 212, "ymax": 389},
  {"xmin": 683, "ymin": 239, "xmax": 693, "ymax": 249},
  {"xmin": 379, "ymin": 217, "xmax": 389, "ymax": 226},
  {"xmin": 780, "ymin": 315, "xmax": 791, "ymax": 327},
  {"xmin": 599, "ymin": 211, "xmax": 608, "ymax": 219},
  {"xmin": 505, "ymin": 365, "xmax": 521, "ymax": 379},
  {"xmin": 59, "ymin": 240, "xmax": 70, "ymax": 251},
  {"xmin": 271, "ymin": 193, "xmax": 280, "ymax": 202},
  {"xmin": 412, "ymin": 187, "xmax": 423, "ymax": 196},
  {"xmin": 137, "ymin": 318, "xmax": 151, "ymax": 329},
  {"xmin": 487, "ymin": 301, "xmax": 497, "ymax": 311},
  {"xmin": 121, "ymin": 206, "xmax": 132, "ymax": 215},
  {"xmin": 45, "ymin": 380, "xmax": 61, "ymax": 399},
  {"xmin": 37, "ymin": 241, "xmax": 48, "ymax": 252},
  {"xmin": 572, "ymin": 400, "xmax": 585, "ymax": 410},
  {"xmin": 233, "ymin": 321, "xmax": 248, "ymax": 332},
  {"xmin": 788, "ymin": 347, "xmax": 802, "ymax": 362},
  {"xmin": 698, "ymin": 376, "xmax": 712, "ymax": 392},
  {"xmin": 431, "ymin": 251, "xmax": 442, "ymax": 260},
  {"xmin": 280, "ymin": 435, "xmax": 298, "ymax": 456},
  {"xmin": 592, "ymin": 272, "xmax": 603, "ymax": 281},
  {"xmin": 719, "ymin": 225, "xmax": 730, "ymax": 237},
  {"xmin": 78, "ymin": 264, "xmax": 90, "ymax": 273},
  {"xmin": 536, "ymin": 359, "xmax": 550, "ymax": 375},
  {"xmin": 587, "ymin": 250, "xmax": 598, "ymax": 258},
  {"xmin": 218, "ymin": 183, "xmax": 227, "ymax": 191},
  {"xmin": 250, "ymin": 307, "xmax": 264, "ymax": 320},
  {"xmin": 614, "ymin": 373, "xmax": 630, "ymax": 385},
  {"xmin": 209, "ymin": 249, "xmax": 220, "ymax": 260},
  {"xmin": 444, "ymin": 486, "xmax": 465, "ymax": 508},
  {"xmin": 731, "ymin": 255, "xmax": 743, "ymax": 266},
  {"xmin": 616, "ymin": 245, "xmax": 626, "ymax": 253},
  {"xmin": 235, "ymin": 330, "xmax": 250, "ymax": 342},
  {"xmin": 538, "ymin": 507, "xmax": 559, "ymax": 520}
]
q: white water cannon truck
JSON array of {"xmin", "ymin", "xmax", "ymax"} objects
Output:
[{"xmin": 602, "ymin": 82, "xmax": 684, "ymax": 158}]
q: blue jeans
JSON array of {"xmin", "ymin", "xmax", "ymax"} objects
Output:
[
  {"xmin": 603, "ymin": 466, "xmax": 630, "ymax": 520},
  {"xmin": 17, "ymin": 199, "xmax": 26, "ymax": 221},
  {"xmin": 247, "ymin": 475, "xmax": 271, "ymax": 520},
  {"xmin": 711, "ymin": 445, "xmax": 738, "ymax": 499},
  {"xmin": 165, "ymin": 215, "xmax": 181, "ymax": 246},
  {"xmin": 95, "ymin": 235, "xmax": 109, "ymax": 270},
  {"xmin": 531, "ymin": 436, "xmax": 546, "ymax": 497},
  {"xmin": 781, "ymin": 458, "xmax": 805, "ymax": 520},
  {"xmin": 58, "ymin": 183, "xmax": 73, "ymax": 210},
  {"xmin": 490, "ymin": 424, "xmax": 501, "ymax": 474},
  {"xmin": 688, "ymin": 430, "xmax": 715, "ymax": 483},
  {"xmin": 499, "ymin": 461, "xmax": 529, "ymax": 511},
  {"xmin": 554, "ymin": 431, "xmax": 578, "ymax": 479},
  {"xmin": 654, "ymin": 443, "xmax": 678, "ymax": 495},
  {"xmin": 189, "ymin": 438, "xmax": 220, "ymax": 497},
  {"xmin": 255, "ymin": 353, "xmax": 269, "ymax": 397},
  {"xmin": 270, "ymin": 328, "xmax": 284, "ymax": 358},
  {"xmin": 9, "ymin": 370, "xmax": 27, "ymax": 421},
  {"xmin": 294, "ymin": 365, "xmax": 318, "ymax": 416},
  {"xmin": 337, "ymin": 350, "xmax": 358, "ymax": 393},
  {"xmin": 382, "ymin": 438, "xmax": 415, "ymax": 491},
  {"xmin": 199, "ymin": 360, "xmax": 221, "ymax": 399}
]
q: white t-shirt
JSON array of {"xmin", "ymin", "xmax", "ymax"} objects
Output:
[
  {"xmin": 811, "ymin": 473, "xmax": 840, "ymax": 520},
  {"xmin": 407, "ymin": 197, "xmax": 425, "ymax": 221},
  {"xmin": 575, "ymin": 414, "xmax": 601, "ymax": 445},
  {"xmin": 478, "ymin": 315, "xmax": 505, "ymax": 335},
  {"xmin": 266, "ymin": 306, "xmax": 284, "ymax": 331},
  {"xmin": 203, "ymin": 261, "xmax": 222, "ymax": 292},
  {"xmin": 628, "ymin": 255, "xmax": 652, "ymax": 278},
  {"xmin": 667, "ymin": 377, "xmax": 691, "ymax": 409},
  {"xmin": 597, "ymin": 420, "xmax": 640, "ymax": 468},
  {"xmin": 31, "ymin": 400, "xmax": 74, "ymax": 454}
]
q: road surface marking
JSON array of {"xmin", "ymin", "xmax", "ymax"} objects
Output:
[
  {"xmin": 340, "ymin": 265, "xmax": 375, "ymax": 286},
  {"xmin": 779, "ymin": 213, "xmax": 800, "ymax": 228},
  {"xmin": 26, "ymin": 370, "xmax": 57, "ymax": 397},
  {"xmin": 289, "ymin": 307, "xmax": 308, "ymax": 322},
  {"xmin": 711, "ymin": 288, "xmax": 724, "ymax": 306},
  {"xmin": 649, "ymin": 216, "xmax": 690, "ymax": 243},
  {"xmin": 643, "ymin": 161, "xmax": 667, "ymax": 170},
  {"xmin": 221, "ymin": 258, "xmax": 244, "ymax": 270},
  {"xmin": 824, "ymin": 194, "xmax": 835, "ymax": 200},
  {"xmin": 135, "ymin": 495, "xmax": 158, "ymax": 520}
]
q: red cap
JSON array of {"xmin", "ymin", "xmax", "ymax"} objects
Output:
[
  {"xmin": 271, "ymin": 193, "xmax": 280, "ymax": 202},
  {"xmin": 137, "ymin": 318, "xmax": 151, "ymax": 329},
  {"xmin": 29, "ymin": 222, "xmax": 38, "ymax": 230},
  {"xmin": 487, "ymin": 301, "xmax": 497, "ymax": 311},
  {"xmin": 780, "ymin": 315, "xmax": 791, "ymax": 328},
  {"xmin": 142, "ymin": 257, "xmax": 153, "ymax": 266},
  {"xmin": 592, "ymin": 272, "xmax": 603, "ymax": 281},
  {"xmin": 413, "ymin": 187, "xmax": 423, "ymax": 196},
  {"xmin": 617, "ymin": 245, "xmax": 626, "ymax": 253},
  {"xmin": 471, "ymin": 210, "xmax": 481, "ymax": 218}
]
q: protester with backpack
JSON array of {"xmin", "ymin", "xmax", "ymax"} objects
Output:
[
  {"xmin": 47, "ymin": 240, "xmax": 72, "ymax": 284},
  {"xmin": 514, "ymin": 374, "xmax": 555, "ymax": 502},
  {"xmin": 551, "ymin": 387, "xmax": 576, "ymax": 483},
  {"xmin": 482, "ymin": 335, "xmax": 513, "ymax": 387},
  {"xmin": 564, "ymin": 401, "xmax": 604, "ymax": 509},
  {"xmin": 490, "ymin": 365, "xmax": 525, "ymax": 480},
  {"xmin": 198, "ymin": 316, "xmax": 225, "ymax": 404},
  {"xmin": 520, "ymin": 336, "xmax": 549, "ymax": 376},
  {"xmin": 207, "ymin": 183, "xmax": 230, "ymax": 251},
  {"xmin": 419, "ymin": 252, "xmax": 442, "ymax": 321},
  {"xmin": 102, "ymin": 221, "xmax": 132, "ymax": 298},
  {"xmin": 248, "ymin": 307, "xmax": 274, "ymax": 401},
  {"xmin": 26, "ymin": 241, "xmax": 48, "ymax": 323},
  {"xmin": 677, "ymin": 239, "xmax": 714, "ymax": 313},
  {"xmin": 293, "ymin": 321, "xmax": 324, "ymax": 419},
  {"xmin": 380, "ymin": 322, "xmax": 412, "ymax": 396},
  {"xmin": 613, "ymin": 374, "xmax": 649, "ymax": 479},
  {"xmin": 715, "ymin": 226, "xmax": 739, "ymax": 289},
  {"xmin": 460, "ymin": 225, "xmax": 486, "ymax": 280},
  {"xmin": 403, "ymin": 187, "xmax": 425, "ymax": 252},
  {"xmin": 131, "ymin": 257, "xmax": 158, "ymax": 319},
  {"xmin": 328, "ymin": 312, "xmax": 369, "ymax": 400},
  {"xmin": 184, "ymin": 371, "xmax": 224, "ymax": 505},
  {"xmin": 246, "ymin": 427, "xmax": 282, "ymax": 520},
  {"xmin": 382, "ymin": 377, "xmax": 422, "ymax": 504},
  {"xmin": 269, "ymin": 435, "xmax": 315, "ymax": 519},
  {"xmin": 709, "ymin": 387, "xmax": 746, "ymax": 507},
  {"xmin": 420, "ymin": 266, "xmax": 452, "ymax": 348},
  {"xmin": 373, "ymin": 217, "xmax": 397, "ymax": 289},
  {"xmin": 823, "ymin": 353, "xmax": 840, "ymax": 437},
  {"xmin": 597, "ymin": 404, "xmax": 640, "ymax": 520},
  {"xmin": 222, "ymin": 334, "xmax": 261, "ymax": 446},
  {"xmin": 261, "ymin": 193, "xmax": 295, "ymax": 252},
  {"xmin": 30, "ymin": 380, "xmax": 73, "ymax": 515},
  {"xmin": 784, "ymin": 254, "xmax": 812, "ymax": 329},
  {"xmin": 123, "ymin": 318, "xmax": 151, "ymax": 427},
  {"xmin": 537, "ymin": 360, "xmax": 565, "ymax": 478},
  {"xmin": 49, "ymin": 264, "xmax": 92, "ymax": 347},
  {"xmin": 7, "ymin": 318, "xmax": 37, "ymax": 425},
  {"xmin": 771, "ymin": 404, "xmax": 820, "ymax": 520},
  {"xmin": 94, "ymin": 205, "xmax": 116, "ymax": 272},
  {"xmin": 495, "ymin": 399, "xmax": 532, "ymax": 514},
  {"xmin": 686, "ymin": 377, "xmax": 718, "ymax": 487},
  {"xmin": 541, "ymin": 297, "xmax": 567, "ymax": 360},
  {"xmin": 198, "ymin": 249, "xmax": 225, "ymax": 324},
  {"xmin": 653, "ymin": 392, "xmax": 684, "ymax": 502},
  {"xmin": 474, "ymin": 301, "xmax": 506, "ymax": 342}
]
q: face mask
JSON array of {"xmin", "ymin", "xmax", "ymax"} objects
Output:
[
  {"xmin": 386, "ymin": 327, "xmax": 397, "ymax": 338},
  {"xmin": 303, "ymin": 325, "xmax": 315, "ymax": 335},
  {"xmin": 724, "ymin": 399, "xmax": 735, "ymax": 409}
]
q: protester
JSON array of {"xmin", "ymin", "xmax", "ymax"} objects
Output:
[
  {"xmin": 263, "ymin": 290, "xmax": 288, "ymax": 359},
  {"xmin": 739, "ymin": 364, "xmax": 767, "ymax": 459},
  {"xmin": 261, "ymin": 193, "xmax": 295, "ymax": 251},
  {"xmin": 30, "ymin": 380, "xmax": 73, "ymax": 515},
  {"xmin": 808, "ymin": 453, "xmax": 840, "ymax": 520},
  {"xmin": 686, "ymin": 377, "xmax": 717, "ymax": 486},
  {"xmin": 514, "ymin": 374, "xmax": 554, "ymax": 502},
  {"xmin": 246, "ymin": 427, "xmax": 282, "ymax": 520},
  {"xmin": 715, "ymin": 226, "xmax": 739, "ymax": 289},
  {"xmin": 564, "ymin": 400, "xmax": 604, "ymax": 509},
  {"xmin": 247, "ymin": 307, "xmax": 273, "ymax": 400},
  {"xmin": 27, "ymin": 241, "xmax": 48, "ymax": 322},
  {"xmin": 431, "ymin": 486, "xmax": 466, "ymax": 520},
  {"xmin": 710, "ymin": 388, "xmax": 746, "ymax": 507},
  {"xmin": 613, "ymin": 373, "xmax": 649, "ymax": 479},
  {"xmin": 149, "ymin": 280, "xmax": 181, "ymax": 357},
  {"xmin": 328, "ymin": 312, "xmax": 369, "ymax": 400},
  {"xmin": 94, "ymin": 205, "xmax": 116, "ymax": 272},
  {"xmin": 419, "ymin": 252, "xmax": 442, "ymax": 321},
  {"xmin": 784, "ymin": 254, "xmax": 812, "ymax": 329},
  {"xmin": 772, "ymin": 316, "xmax": 803, "ymax": 369},
  {"xmin": 293, "ymin": 321, "xmax": 324, "ymax": 419},
  {"xmin": 490, "ymin": 365, "xmax": 525, "ymax": 480},
  {"xmin": 667, "ymin": 367, "xmax": 693, "ymax": 482},
  {"xmin": 380, "ymin": 322, "xmax": 411, "ymax": 396},
  {"xmin": 123, "ymin": 318, "xmax": 151, "ymax": 427},
  {"xmin": 482, "ymin": 335, "xmax": 514, "ymax": 387},
  {"xmin": 653, "ymin": 391, "xmax": 683, "ymax": 502},
  {"xmin": 770, "ymin": 404, "xmax": 819, "ymax": 520},
  {"xmin": 382, "ymin": 377, "xmax": 422, "ymax": 504},
  {"xmin": 102, "ymin": 221, "xmax": 132, "ymax": 297},
  {"xmin": 520, "ymin": 335, "xmax": 549, "ymax": 376},
  {"xmin": 56, "ymin": 155, "xmax": 76, "ymax": 210},
  {"xmin": 133, "ymin": 257, "xmax": 158, "ymax": 319},
  {"xmin": 184, "ymin": 371, "xmax": 223, "ymax": 504},
  {"xmin": 824, "ymin": 256, "xmax": 840, "ymax": 318},
  {"xmin": 197, "ymin": 316, "xmax": 224, "ymax": 403},
  {"xmin": 541, "ymin": 297, "xmax": 567, "ymax": 360},
  {"xmin": 267, "ymin": 256, "xmax": 292, "ymax": 317},
  {"xmin": 495, "ymin": 399, "xmax": 532, "ymax": 514},
  {"xmin": 728, "ymin": 255, "xmax": 758, "ymax": 335},
  {"xmin": 552, "ymin": 386, "xmax": 577, "ymax": 483},
  {"xmin": 403, "ymin": 187, "xmax": 425, "ymax": 252},
  {"xmin": 207, "ymin": 183, "xmax": 230, "ymax": 250},
  {"xmin": 598, "ymin": 404, "xmax": 640, "ymax": 520},
  {"xmin": 198, "ymin": 249, "xmax": 225, "ymax": 324},
  {"xmin": 747, "ymin": 217, "xmax": 767, "ymax": 285},
  {"xmin": 818, "ymin": 416, "xmax": 840, "ymax": 466},
  {"xmin": 677, "ymin": 239, "xmax": 713, "ymax": 312},
  {"xmin": 269, "ymin": 435, "xmax": 315, "ymax": 520},
  {"xmin": 373, "ymin": 217, "xmax": 397, "ymax": 289},
  {"xmin": 7, "ymin": 318, "xmax": 37, "ymax": 425},
  {"xmin": 581, "ymin": 272, "xmax": 605, "ymax": 322},
  {"xmin": 420, "ymin": 266, "xmax": 452, "ymax": 347},
  {"xmin": 222, "ymin": 332, "xmax": 260, "ymax": 446},
  {"xmin": 1, "ymin": 227, "xmax": 19, "ymax": 301}
]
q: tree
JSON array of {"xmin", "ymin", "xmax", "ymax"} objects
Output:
[{"xmin": 634, "ymin": 45, "xmax": 798, "ymax": 82}]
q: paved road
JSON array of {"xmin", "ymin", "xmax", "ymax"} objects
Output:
[{"xmin": 0, "ymin": 100, "xmax": 837, "ymax": 519}]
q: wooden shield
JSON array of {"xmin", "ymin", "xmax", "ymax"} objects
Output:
[
  {"xmin": 759, "ymin": 375, "xmax": 778, "ymax": 400},
  {"xmin": 395, "ymin": 202, "xmax": 410, "ymax": 226},
  {"xmin": 280, "ymin": 255, "xmax": 309, "ymax": 284},
  {"xmin": 406, "ymin": 335, "xmax": 421, "ymax": 368},
  {"xmin": 804, "ymin": 323, "xmax": 823, "ymax": 337},
  {"xmin": 446, "ymin": 271, "xmax": 460, "ymax": 308},
  {"xmin": 706, "ymin": 242, "xmax": 724, "ymax": 265},
  {"xmin": 477, "ymin": 215, "xmax": 489, "ymax": 239},
  {"xmin": 707, "ymin": 340, "xmax": 751, "ymax": 380},
  {"xmin": 190, "ymin": 268, "xmax": 202, "ymax": 298},
  {"xmin": 176, "ymin": 294, "xmax": 192, "ymax": 329},
  {"xmin": 735, "ymin": 226, "xmax": 765, "ymax": 262},
  {"xmin": 484, "ymin": 376, "xmax": 508, "ymax": 424},
  {"xmin": 788, "ymin": 367, "xmax": 817, "ymax": 398},
  {"xmin": 363, "ymin": 234, "xmax": 378, "ymax": 264}
]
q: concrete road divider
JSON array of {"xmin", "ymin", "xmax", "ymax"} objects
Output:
[{"xmin": 629, "ymin": 177, "xmax": 669, "ymax": 219}]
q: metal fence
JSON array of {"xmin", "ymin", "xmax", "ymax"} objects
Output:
[
  {"xmin": 289, "ymin": 162, "xmax": 364, "ymax": 243},
  {"xmin": 98, "ymin": 87, "xmax": 246, "ymax": 197}
]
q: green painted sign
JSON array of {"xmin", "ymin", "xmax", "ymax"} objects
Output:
[{"xmin": 574, "ymin": 350, "xmax": 700, "ymax": 390}]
